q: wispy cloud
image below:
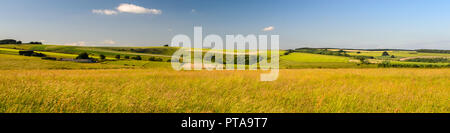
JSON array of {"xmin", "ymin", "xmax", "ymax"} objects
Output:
[
  {"xmin": 63, "ymin": 41, "xmax": 87, "ymax": 46},
  {"xmin": 191, "ymin": 9, "xmax": 196, "ymax": 13},
  {"xmin": 101, "ymin": 40, "xmax": 116, "ymax": 45},
  {"xmin": 262, "ymin": 26, "xmax": 275, "ymax": 31},
  {"xmin": 92, "ymin": 9, "xmax": 118, "ymax": 15},
  {"xmin": 62, "ymin": 40, "xmax": 117, "ymax": 46},
  {"xmin": 116, "ymin": 3, "xmax": 162, "ymax": 15}
]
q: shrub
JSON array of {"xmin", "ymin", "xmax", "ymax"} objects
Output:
[
  {"xmin": 76, "ymin": 52, "xmax": 90, "ymax": 59},
  {"xmin": 100, "ymin": 54, "xmax": 106, "ymax": 60},
  {"xmin": 29, "ymin": 42, "xmax": 42, "ymax": 44},
  {"xmin": 32, "ymin": 52, "xmax": 46, "ymax": 57},
  {"xmin": 115, "ymin": 55, "xmax": 121, "ymax": 59},
  {"xmin": 148, "ymin": 56, "xmax": 163, "ymax": 61},
  {"xmin": 42, "ymin": 57, "xmax": 57, "ymax": 60},
  {"xmin": 382, "ymin": 51, "xmax": 390, "ymax": 56},
  {"xmin": 131, "ymin": 56, "xmax": 142, "ymax": 60},
  {"xmin": 19, "ymin": 51, "xmax": 34, "ymax": 56},
  {"xmin": 124, "ymin": 55, "xmax": 130, "ymax": 59}
]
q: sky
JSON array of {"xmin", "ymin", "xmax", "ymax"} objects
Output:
[{"xmin": 1, "ymin": 0, "xmax": 450, "ymax": 49}]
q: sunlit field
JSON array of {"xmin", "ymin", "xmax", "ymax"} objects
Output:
[
  {"xmin": 0, "ymin": 44, "xmax": 448, "ymax": 113},
  {"xmin": 0, "ymin": 68, "xmax": 448, "ymax": 113}
]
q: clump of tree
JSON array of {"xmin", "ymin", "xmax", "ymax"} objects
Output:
[
  {"xmin": 124, "ymin": 55, "xmax": 130, "ymax": 59},
  {"xmin": 0, "ymin": 39, "xmax": 42, "ymax": 45},
  {"xmin": 131, "ymin": 56, "xmax": 142, "ymax": 60},
  {"xmin": 19, "ymin": 50, "xmax": 46, "ymax": 57},
  {"xmin": 284, "ymin": 49, "xmax": 295, "ymax": 55},
  {"xmin": 405, "ymin": 58, "xmax": 449, "ymax": 63},
  {"xmin": 378, "ymin": 61, "xmax": 449, "ymax": 68},
  {"xmin": 0, "ymin": 39, "xmax": 22, "ymax": 44},
  {"xmin": 355, "ymin": 56, "xmax": 370, "ymax": 64},
  {"xmin": 99, "ymin": 54, "xmax": 106, "ymax": 60},
  {"xmin": 148, "ymin": 56, "xmax": 163, "ymax": 61},
  {"xmin": 42, "ymin": 57, "xmax": 57, "ymax": 60},
  {"xmin": 115, "ymin": 55, "xmax": 121, "ymax": 59},
  {"xmin": 382, "ymin": 51, "xmax": 390, "ymax": 56},
  {"xmin": 29, "ymin": 41, "xmax": 42, "ymax": 44},
  {"xmin": 76, "ymin": 52, "xmax": 91, "ymax": 59},
  {"xmin": 294, "ymin": 48, "xmax": 350, "ymax": 57},
  {"xmin": 416, "ymin": 49, "xmax": 450, "ymax": 54}
]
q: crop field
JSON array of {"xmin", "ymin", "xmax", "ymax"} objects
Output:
[
  {"xmin": 0, "ymin": 68, "xmax": 448, "ymax": 113},
  {"xmin": 281, "ymin": 53, "xmax": 350, "ymax": 63}
]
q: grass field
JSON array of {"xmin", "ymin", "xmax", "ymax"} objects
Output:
[
  {"xmin": 279, "ymin": 52, "xmax": 377, "ymax": 68},
  {"xmin": 0, "ymin": 44, "xmax": 174, "ymax": 60},
  {"xmin": 0, "ymin": 54, "xmax": 129, "ymax": 69},
  {"xmin": 0, "ymin": 68, "xmax": 448, "ymax": 113},
  {"xmin": 346, "ymin": 50, "xmax": 450, "ymax": 58},
  {"xmin": 0, "ymin": 45, "xmax": 448, "ymax": 113}
]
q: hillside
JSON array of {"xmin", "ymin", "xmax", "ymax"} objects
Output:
[{"xmin": 0, "ymin": 44, "xmax": 449, "ymax": 69}]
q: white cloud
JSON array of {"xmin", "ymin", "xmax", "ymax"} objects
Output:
[
  {"xmin": 262, "ymin": 26, "xmax": 275, "ymax": 31},
  {"xmin": 116, "ymin": 3, "xmax": 162, "ymax": 15},
  {"xmin": 191, "ymin": 9, "xmax": 196, "ymax": 13},
  {"xmin": 101, "ymin": 40, "xmax": 116, "ymax": 45},
  {"xmin": 92, "ymin": 9, "xmax": 118, "ymax": 15}
]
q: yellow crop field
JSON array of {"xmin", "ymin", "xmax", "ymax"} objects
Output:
[{"xmin": 0, "ymin": 68, "xmax": 448, "ymax": 113}]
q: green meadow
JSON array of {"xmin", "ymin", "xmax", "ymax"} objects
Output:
[{"xmin": 0, "ymin": 44, "xmax": 448, "ymax": 113}]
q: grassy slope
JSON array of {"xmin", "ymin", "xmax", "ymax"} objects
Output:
[
  {"xmin": 0, "ymin": 44, "xmax": 176, "ymax": 60},
  {"xmin": 347, "ymin": 50, "xmax": 450, "ymax": 58},
  {"xmin": 0, "ymin": 46, "xmax": 448, "ymax": 113},
  {"xmin": 0, "ymin": 68, "xmax": 447, "ymax": 113},
  {"xmin": 2, "ymin": 44, "xmax": 449, "ymax": 68},
  {"xmin": 0, "ymin": 54, "xmax": 128, "ymax": 69},
  {"xmin": 279, "ymin": 52, "xmax": 377, "ymax": 68},
  {"xmin": 0, "ymin": 53, "xmax": 172, "ymax": 69}
]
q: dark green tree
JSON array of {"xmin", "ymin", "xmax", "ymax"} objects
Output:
[
  {"xmin": 382, "ymin": 51, "xmax": 390, "ymax": 56},
  {"xmin": 100, "ymin": 54, "xmax": 106, "ymax": 60},
  {"xmin": 76, "ymin": 52, "xmax": 90, "ymax": 59},
  {"xmin": 132, "ymin": 56, "xmax": 142, "ymax": 60}
]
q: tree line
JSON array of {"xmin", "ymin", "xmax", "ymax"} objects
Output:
[
  {"xmin": 0, "ymin": 39, "xmax": 42, "ymax": 45},
  {"xmin": 416, "ymin": 49, "xmax": 450, "ymax": 54}
]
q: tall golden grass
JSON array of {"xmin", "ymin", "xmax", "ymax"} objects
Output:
[{"xmin": 0, "ymin": 68, "xmax": 448, "ymax": 113}]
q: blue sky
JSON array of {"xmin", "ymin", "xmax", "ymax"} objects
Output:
[{"xmin": 1, "ymin": 0, "xmax": 450, "ymax": 49}]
